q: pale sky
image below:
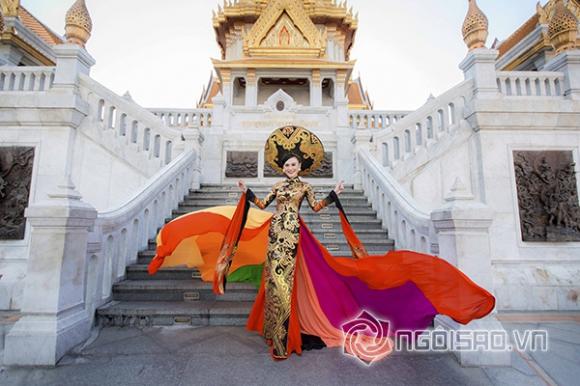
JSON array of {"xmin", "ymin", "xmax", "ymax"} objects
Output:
[{"xmin": 23, "ymin": 0, "xmax": 537, "ymax": 110}]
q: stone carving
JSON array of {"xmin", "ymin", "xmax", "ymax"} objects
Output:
[
  {"xmin": 225, "ymin": 151, "xmax": 258, "ymax": 178},
  {"xmin": 264, "ymin": 151, "xmax": 333, "ymax": 178},
  {"xmin": 0, "ymin": 147, "xmax": 34, "ymax": 240},
  {"xmin": 514, "ymin": 151, "xmax": 580, "ymax": 242}
]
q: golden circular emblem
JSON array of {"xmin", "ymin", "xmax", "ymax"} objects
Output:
[{"xmin": 264, "ymin": 126, "xmax": 325, "ymax": 176}]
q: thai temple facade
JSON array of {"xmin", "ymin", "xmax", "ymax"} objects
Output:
[{"xmin": 0, "ymin": 0, "xmax": 579, "ymax": 367}]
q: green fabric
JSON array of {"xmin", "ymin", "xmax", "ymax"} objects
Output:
[{"xmin": 227, "ymin": 264, "xmax": 264, "ymax": 288}]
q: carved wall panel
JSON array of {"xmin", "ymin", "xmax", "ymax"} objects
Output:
[
  {"xmin": 264, "ymin": 151, "xmax": 333, "ymax": 178},
  {"xmin": 0, "ymin": 147, "xmax": 35, "ymax": 240},
  {"xmin": 513, "ymin": 150, "xmax": 580, "ymax": 242},
  {"xmin": 225, "ymin": 151, "xmax": 258, "ymax": 178}
]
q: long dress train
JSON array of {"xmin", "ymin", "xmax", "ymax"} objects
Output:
[{"xmin": 148, "ymin": 181, "xmax": 495, "ymax": 361}]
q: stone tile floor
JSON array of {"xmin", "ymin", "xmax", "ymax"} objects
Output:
[{"xmin": 0, "ymin": 314, "xmax": 578, "ymax": 386}]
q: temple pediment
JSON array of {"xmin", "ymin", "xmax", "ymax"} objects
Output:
[{"xmin": 244, "ymin": 0, "xmax": 325, "ymax": 58}]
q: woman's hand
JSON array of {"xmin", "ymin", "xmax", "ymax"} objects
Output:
[
  {"xmin": 237, "ymin": 180, "xmax": 247, "ymax": 193},
  {"xmin": 333, "ymin": 180, "xmax": 344, "ymax": 195}
]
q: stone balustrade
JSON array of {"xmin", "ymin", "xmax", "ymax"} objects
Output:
[
  {"xmin": 372, "ymin": 79, "xmax": 474, "ymax": 169},
  {"xmin": 84, "ymin": 150, "xmax": 195, "ymax": 323},
  {"xmin": 148, "ymin": 108, "xmax": 213, "ymax": 128},
  {"xmin": 0, "ymin": 67, "xmax": 55, "ymax": 92},
  {"xmin": 349, "ymin": 110, "xmax": 409, "ymax": 130},
  {"xmin": 357, "ymin": 148, "xmax": 435, "ymax": 253},
  {"xmin": 496, "ymin": 71, "xmax": 565, "ymax": 97},
  {"xmin": 79, "ymin": 75, "xmax": 186, "ymax": 175}
]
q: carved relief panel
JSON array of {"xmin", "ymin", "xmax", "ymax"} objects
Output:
[
  {"xmin": 513, "ymin": 150, "xmax": 580, "ymax": 242},
  {"xmin": 225, "ymin": 151, "xmax": 259, "ymax": 178},
  {"xmin": 0, "ymin": 147, "xmax": 35, "ymax": 240}
]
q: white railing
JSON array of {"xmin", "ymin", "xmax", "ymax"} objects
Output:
[
  {"xmin": 79, "ymin": 75, "xmax": 185, "ymax": 176},
  {"xmin": 496, "ymin": 71, "xmax": 565, "ymax": 98},
  {"xmin": 0, "ymin": 67, "xmax": 55, "ymax": 92},
  {"xmin": 349, "ymin": 110, "xmax": 410, "ymax": 130},
  {"xmin": 148, "ymin": 108, "xmax": 213, "ymax": 128},
  {"xmin": 357, "ymin": 148, "xmax": 436, "ymax": 253},
  {"xmin": 83, "ymin": 150, "xmax": 195, "ymax": 322},
  {"xmin": 372, "ymin": 79, "xmax": 474, "ymax": 170}
]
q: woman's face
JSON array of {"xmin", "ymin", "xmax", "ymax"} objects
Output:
[{"xmin": 283, "ymin": 156, "xmax": 301, "ymax": 178}]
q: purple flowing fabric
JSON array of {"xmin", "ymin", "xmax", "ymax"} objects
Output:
[{"xmin": 299, "ymin": 224, "xmax": 437, "ymax": 335}]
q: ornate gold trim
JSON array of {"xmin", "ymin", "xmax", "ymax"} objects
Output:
[
  {"xmin": 0, "ymin": 31, "xmax": 54, "ymax": 65},
  {"xmin": 0, "ymin": 0, "xmax": 19, "ymax": 18},
  {"xmin": 211, "ymin": 57, "xmax": 355, "ymax": 70},
  {"xmin": 243, "ymin": 0, "xmax": 325, "ymax": 58}
]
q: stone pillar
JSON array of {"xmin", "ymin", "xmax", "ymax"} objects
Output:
[
  {"xmin": 544, "ymin": 49, "xmax": 580, "ymax": 100},
  {"xmin": 220, "ymin": 69, "xmax": 233, "ymax": 107},
  {"xmin": 431, "ymin": 180, "xmax": 511, "ymax": 366},
  {"xmin": 4, "ymin": 195, "xmax": 97, "ymax": 366},
  {"xmin": 352, "ymin": 130, "xmax": 372, "ymax": 190},
  {"xmin": 182, "ymin": 127, "xmax": 203, "ymax": 190},
  {"xmin": 202, "ymin": 94, "xmax": 226, "ymax": 184},
  {"xmin": 335, "ymin": 69, "xmax": 353, "ymax": 184},
  {"xmin": 52, "ymin": 44, "xmax": 96, "ymax": 92},
  {"xmin": 459, "ymin": 48, "xmax": 500, "ymax": 99},
  {"xmin": 310, "ymin": 69, "xmax": 322, "ymax": 107},
  {"xmin": 245, "ymin": 68, "xmax": 258, "ymax": 107},
  {"xmin": 4, "ymin": 42, "xmax": 98, "ymax": 366}
]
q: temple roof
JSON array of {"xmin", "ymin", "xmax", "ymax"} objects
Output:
[
  {"xmin": 18, "ymin": 6, "xmax": 64, "ymax": 46},
  {"xmin": 347, "ymin": 77, "xmax": 372, "ymax": 110},
  {"xmin": 494, "ymin": 0, "xmax": 579, "ymax": 70},
  {"xmin": 212, "ymin": 0, "xmax": 358, "ymax": 60}
]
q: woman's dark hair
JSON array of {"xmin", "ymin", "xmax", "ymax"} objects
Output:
[{"xmin": 281, "ymin": 153, "xmax": 303, "ymax": 166}]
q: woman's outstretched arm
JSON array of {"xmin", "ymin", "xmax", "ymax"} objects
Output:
[
  {"xmin": 305, "ymin": 182, "xmax": 343, "ymax": 213},
  {"xmin": 238, "ymin": 180, "xmax": 277, "ymax": 209}
]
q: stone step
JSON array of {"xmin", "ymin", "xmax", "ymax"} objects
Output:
[
  {"xmin": 144, "ymin": 230, "xmax": 390, "ymax": 251},
  {"xmin": 176, "ymin": 199, "xmax": 371, "ymax": 208},
  {"xmin": 136, "ymin": 241, "xmax": 394, "ymax": 265},
  {"xmin": 145, "ymin": 228, "xmax": 389, "ymax": 249},
  {"xmin": 186, "ymin": 191, "xmax": 366, "ymax": 199},
  {"xmin": 126, "ymin": 265, "xmax": 200, "ymax": 281},
  {"xmin": 112, "ymin": 280, "xmax": 258, "ymax": 302},
  {"xmin": 195, "ymin": 184, "xmax": 352, "ymax": 191},
  {"xmin": 97, "ymin": 301, "xmax": 253, "ymax": 327},
  {"xmin": 171, "ymin": 210, "xmax": 379, "ymax": 223},
  {"xmin": 177, "ymin": 204, "xmax": 375, "ymax": 215},
  {"xmin": 163, "ymin": 216, "xmax": 385, "ymax": 231}
]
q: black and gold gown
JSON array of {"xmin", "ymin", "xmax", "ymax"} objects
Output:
[{"xmin": 245, "ymin": 176, "xmax": 334, "ymax": 358}]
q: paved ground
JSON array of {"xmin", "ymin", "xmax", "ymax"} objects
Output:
[{"xmin": 0, "ymin": 315, "xmax": 578, "ymax": 386}]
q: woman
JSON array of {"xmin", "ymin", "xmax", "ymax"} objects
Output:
[
  {"xmin": 148, "ymin": 126, "xmax": 495, "ymax": 362},
  {"xmin": 237, "ymin": 152, "xmax": 344, "ymax": 359}
]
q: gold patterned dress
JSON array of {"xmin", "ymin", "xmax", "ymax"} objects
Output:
[{"xmin": 246, "ymin": 176, "xmax": 333, "ymax": 358}]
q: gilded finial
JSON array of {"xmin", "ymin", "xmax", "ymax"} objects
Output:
[
  {"xmin": 65, "ymin": 0, "xmax": 93, "ymax": 47},
  {"xmin": 462, "ymin": 0, "xmax": 489, "ymax": 51},
  {"xmin": 0, "ymin": 8, "xmax": 4, "ymax": 33},
  {"xmin": 537, "ymin": 1, "xmax": 549, "ymax": 24},
  {"xmin": 547, "ymin": 0, "xmax": 578, "ymax": 54},
  {"xmin": 0, "ymin": 0, "xmax": 19, "ymax": 18}
]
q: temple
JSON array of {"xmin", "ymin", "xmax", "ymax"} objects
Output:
[{"xmin": 0, "ymin": 0, "xmax": 579, "ymax": 367}]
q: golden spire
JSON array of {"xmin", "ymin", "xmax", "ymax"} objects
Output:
[
  {"xmin": 0, "ymin": 8, "xmax": 4, "ymax": 33},
  {"xmin": 547, "ymin": 0, "xmax": 578, "ymax": 54},
  {"xmin": 0, "ymin": 0, "xmax": 20, "ymax": 18},
  {"xmin": 65, "ymin": 0, "xmax": 93, "ymax": 47},
  {"xmin": 462, "ymin": 0, "xmax": 489, "ymax": 50}
]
